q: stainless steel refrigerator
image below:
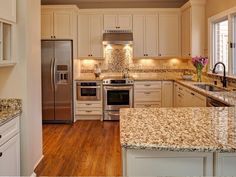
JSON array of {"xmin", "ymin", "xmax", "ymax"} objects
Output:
[{"xmin": 41, "ymin": 40, "xmax": 73, "ymax": 123}]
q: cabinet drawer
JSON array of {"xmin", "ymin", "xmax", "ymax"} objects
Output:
[
  {"xmin": 135, "ymin": 81, "xmax": 162, "ymax": 89},
  {"xmin": 0, "ymin": 117, "xmax": 20, "ymax": 146},
  {"xmin": 135, "ymin": 102, "xmax": 161, "ymax": 108},
  {"xmin": 76, "ymin": 110, "xmax": 102, "ymax": 116},
  {"xmin": 77, "ymin": 103, "xmax": 102, "ymax": 109},
  {"xmin": 0, "ymin": 133, "xmax": 20, "ymax": 176},
  {"xmin": 135, "ymin": 90, "xmax": 161, "ymax": 102}
]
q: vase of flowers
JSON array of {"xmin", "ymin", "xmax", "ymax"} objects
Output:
[{"xmin": 192, "ymin": 56, "xmax": 208, "ymax": 82}]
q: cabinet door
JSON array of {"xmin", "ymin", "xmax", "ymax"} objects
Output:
[
  {"xmin": 78, "ymin": 14, "xmax": 90, "ymax": 58},
  {"xmin": 104, "ymin": 14, "xmax": 117, "ymax": 30},
  {"xmin": 90, "ymin": 15, "xmax": 103, "ymax": 58},
  {"xmin": 118, "ymin": 15, "xmax": 132, "ymax": 30},
  {"xmin": 0, "ymin": 0, "xmax": 16, "ymax": 23},
  {"xmin": 159, "ymin": 13, "xmax": 180, "ymax": 57},
  {"xmin": 133, "ymin": 15, "xmax": 145, "ymax": 57},
  {"xmin": 0, "ymin": 134, "xmax": 20, "ymax": 176},
  {"xmin": 162, "ymin": 81, "xmax": 173, "ymax": 107},
  {"xmin": 181, "ymin": 7, "xmax": 191, "ymax": 58},
  {"xmin": 145, "ymin": 15, "xmax": 158, "ymax": 57},
  {"xmin": 54, "ymin": 11, "xmax": 73, "ymax": 39},
  {"xmin": 41, "ymin": 11, "xmax": 54, "ymax": 39}
]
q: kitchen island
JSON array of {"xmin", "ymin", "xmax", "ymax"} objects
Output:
[{"xmin": 120, "ymin": 107, "xmax": 236, "ymax": 176}]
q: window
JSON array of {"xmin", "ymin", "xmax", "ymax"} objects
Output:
[
  {"xmin": 213, "ymin": 20, "xmax": 228, "ymax": 72},
  {"xmin": 209, "ymin": 7, "xmax": 236, "ymax": 76}
]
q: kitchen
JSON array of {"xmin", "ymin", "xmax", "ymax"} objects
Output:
[{"xmin": 1, "ymin": 0, "xmax": 236, "ymax": 176}]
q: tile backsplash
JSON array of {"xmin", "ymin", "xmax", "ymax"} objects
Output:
[{"xmin": 77, "ymin": 45, "xmax": 194, "ymax": 74}]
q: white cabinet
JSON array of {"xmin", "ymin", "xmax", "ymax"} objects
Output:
[
  {"xmin": 0, "ymin": 0, "xmax": 16, "ymax": 23},
  {"xmin": 159, "ymin": 12, "xmax": 180, "ymax": 57},
  {"xmin": 162, "ymin": 81, "xmax": 173, "ymax": 107},
  {"xmin": 41, "ymin": 6, "xmax": 78, "ymax": 39},
  {"xmin": 134, "ymin": 81, "xmax": 162, "ymax": 108},
  {"xmin": 174, "ymin": 82, "xmax": 206, "ymax": 107},
  {"xmin": 104, "ymin": 14, "xmax": 132, "ymax": 30},
  {"xmin": 0, "ymin": 22, "xmax": 15, "ymax": 67},
  {"xmin": 75, "ymin": 101, "xmax": 103, "ymax": 120},
  {"xmin": 133, "ymin": 14, "xmax": 158, "ymax": 58},
  {"xmin": 78, "ymin": 14, "xmax": 103, "ymax": 58},
  {"xmin": 0, "ymin": 117, "xmax": 20, "ymax": 176},
  {"xmin": 123, "ymin": 149, "xmax": 213, "ymax": 176},
  {"xmin": 181, "ymin": 0, "xmax": 206, "ymax": 58}
]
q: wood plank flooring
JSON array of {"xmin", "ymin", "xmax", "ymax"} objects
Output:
[{"xmin": 34, "ymin": 121, "xmax": 122, "ymax": 176}]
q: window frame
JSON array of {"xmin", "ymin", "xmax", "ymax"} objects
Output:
[{"xmin": 209, "ymin": 6, "xmax": 236, "ymax": 76}]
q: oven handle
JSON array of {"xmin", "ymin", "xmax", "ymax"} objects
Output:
[
  {"xmin": 104, "ymin": 86, "xmax": 133, "ymax": 90},
  {"xmin": 108, "ymin": 112, "xmax": 120, "ymax": 116},
  {"xmin": 78, "ymin": 86, "xmax": 101, "ymax": 89}
]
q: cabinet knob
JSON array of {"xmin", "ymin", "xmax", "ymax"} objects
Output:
[
  {"xmin": 159, "ymin": 54, "xmax": 162, "ymax": 56},
  {"xmin": 0, "ymin": 152, "xmax": 2, "ymax": 157}
]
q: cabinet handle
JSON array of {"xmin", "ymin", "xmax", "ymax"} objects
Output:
[
  {"xmin": 51, "ymin": 36, "xmax": 53, "ymax": 39},
  {"xmin": 189, "ymin": 53, "xmax": 191, "ymax": 56},
  {"xmin": 159, "ymin": 54, "xmax": 161, "ymax": 56},
  {"xmin": 144, "ymin": 92, "xmax": 151, "ymax": 95},
  {"xmin": 191, "ymin": 92, "xmax": 195, "ymax": 96},
  {"xmin": 0, "ymin": 152, "xmax": 2, "ymax": 157},
  {"xmin": 86, "ymin": 104, "xmax": 92, "ymax": 106},
  {"xmin": 144, "ymin": 84, "xmax": 151, "ymax": 87},
  {"xmin": 0, "ymin": 135, "xmax": 2, "ymax": 139},
  {"xmin": 86, "ymin": 110, "xmax": 92, "ymax": 113},
  {"xmin": 145, "ymin": 105, "xmax": 151, "ymax": 107}
]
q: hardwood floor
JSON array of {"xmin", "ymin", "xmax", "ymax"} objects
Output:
[{"xmin": 35, "ymin": 121, "xmax": 122, "ymax": 176}]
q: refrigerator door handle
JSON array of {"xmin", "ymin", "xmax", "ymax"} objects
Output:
[
  {"xmin": 53, "ymin": 57, "xmax": 56, "ymax": 90},
  {"xmin": 50, "ymin": 58, "xmax": 54, "ymax": 90}
]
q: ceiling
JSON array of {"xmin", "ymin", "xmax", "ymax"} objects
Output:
[{"xmin": 41, "ymin": 0, "xmax": 189, "ymax": 8}]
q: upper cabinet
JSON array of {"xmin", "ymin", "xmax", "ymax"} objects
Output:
[
  {"xmin": 181, "ymin": 0, "xmax": 206, "ymax": 58},
  {"xmin": 78, "ymin": 13, "xmax": 103, "ymax": 58},
  {"xmin": 158, "ymin": 11, "xmax": 181, "ymax": 57},
  {"xmin": 133, "ymin": 10, "xmax": 180, "ymax": 58},
  {"xmin": 133, "ymin": 14, "xmax": 158, "ymax": 58},
  {"xmin": 0, "ymin": 0, "xmax": 16, "ymax": 67},
  {"xmin": 41, "ymin": 6, "xmax": 78, "ymax": 40},
  {"xmin": 104, "ymin": 14, "xmax": 132, "ymax": 30},
  {"xmin": 0, "ymin": 0, "xmax": 16, "ymax": 23}
]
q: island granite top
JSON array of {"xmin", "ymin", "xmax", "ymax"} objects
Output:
[{"xmin": 120, "ymin": 107, "xmax": 236, "ymax": 153}]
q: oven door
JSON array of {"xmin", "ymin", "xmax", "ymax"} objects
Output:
[
  {"xmin": 104, "ymin": 86, "xmax": 133, "ymax": 111},
  {"xmin": 77, "ymin": 85, "xmax": 101, "ymax": 101}
]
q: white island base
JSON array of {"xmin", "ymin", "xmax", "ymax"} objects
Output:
[{"xmin": 122, "ymin": 148, "xmax": 236, "ymax": 176}]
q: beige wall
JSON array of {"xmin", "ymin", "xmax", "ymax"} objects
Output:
[
  {"xmin": 0, "ymin": 0, "xmax": 42, "ymax": 175},
  {"xmin": 205, "ymin": 0, "xmax": 236, "ymax": 51}
]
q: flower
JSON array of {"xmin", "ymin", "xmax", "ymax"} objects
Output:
[{"xmin": 192, "ymin": 56, "xmax": 208, "ymax": 69}]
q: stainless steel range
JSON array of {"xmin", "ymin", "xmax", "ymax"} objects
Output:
[{"xmin": 103, "ymin": 78, "xmax": 134, "ymax": 120}]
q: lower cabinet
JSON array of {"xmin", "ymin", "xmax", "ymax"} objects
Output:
[
  {"xmin": 0, "ymin": 117, "xmax": 20, "ymax": 176},
  {"xmin": 123, "ymin": 149, "xmax": 213, "ymax": 176},
  {"xmin": 75, "ymin": 101, "xmax": 103, "ymax": 121},
  {"xmin": 162, "ymin": 81, "xmax": 173, "ymax": 107},
  {"xmin": 134, "ymin": 81, "xmax": 162, "ymax": 108},
  {"xmin": 174, "ymin": 83, "xmax": 206, "ymax": 107},
  {"xmin": 122, "ymin": 149, "xmax": 236, "ymax": 176}
]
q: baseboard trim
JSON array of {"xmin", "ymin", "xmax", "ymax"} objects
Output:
[{"xmin": 34, "ymin": 154, "xmax": 44, "ymax": 170}]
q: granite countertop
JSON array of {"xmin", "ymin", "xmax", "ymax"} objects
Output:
[
  {"xmin": 120, "ymin": 107, "xmax": 236, "ymax": 153},
  {"xmin": 176, "ymin": 80, "xmax": 236, "ymax": 106},
  {"xmin": 0, "ymin": 99, "xmax": 22, "ymax": 126}
]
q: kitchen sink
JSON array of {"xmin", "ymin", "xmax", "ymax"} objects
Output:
[{"xmin": 194, "ymin": 84, "xmax": 225, "ymax": 92}]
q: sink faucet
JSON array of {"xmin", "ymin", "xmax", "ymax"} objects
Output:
[{"xmin": 212, "ymin": 62, "xmax": 227, "ymax": 88}]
